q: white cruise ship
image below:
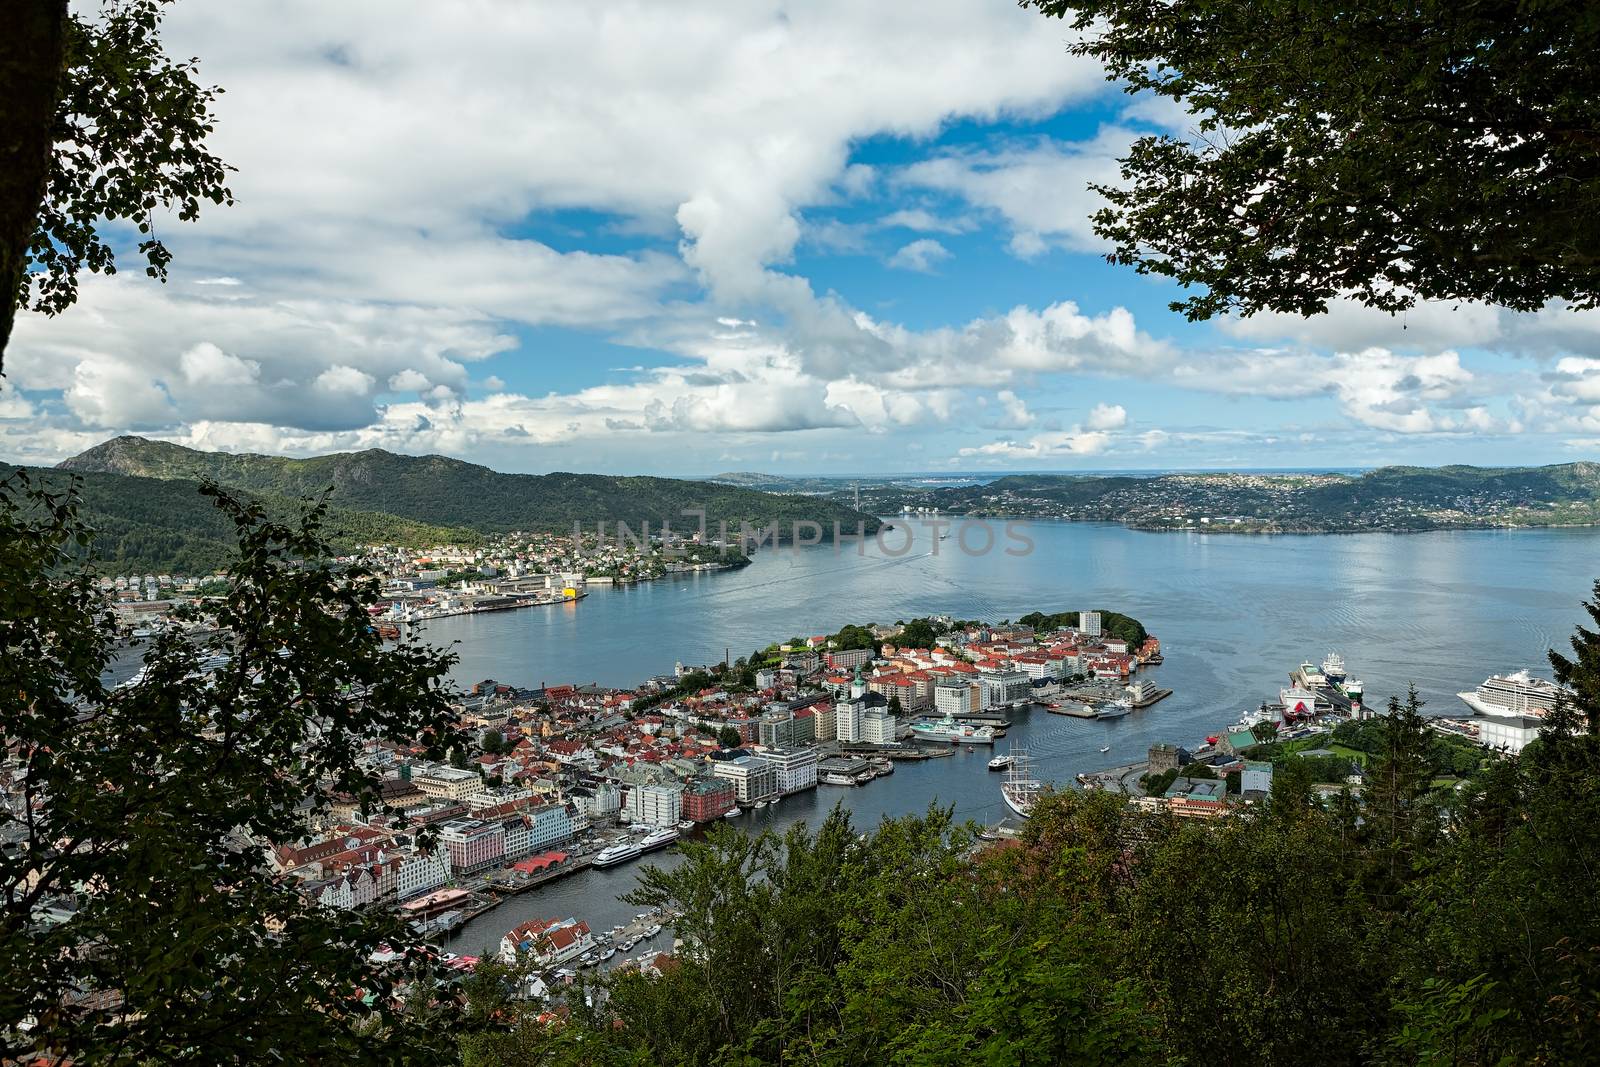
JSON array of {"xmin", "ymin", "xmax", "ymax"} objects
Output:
[{"xmin": 1458, "ymin": 670, "xmax": 1569, "ymax": 718}]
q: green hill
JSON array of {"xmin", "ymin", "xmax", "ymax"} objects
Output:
[
  {"xmin": 49, "ymin": 436, "xmax": 883, "ymax": 557},
  {"xmin": 8, "ymin": 466, "xmax": 481, "ymax": 575}
]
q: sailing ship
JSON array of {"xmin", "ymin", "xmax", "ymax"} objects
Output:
[{"xmin": 1000, "ymin": 749, "xmax": 1042, "ymax": 820}]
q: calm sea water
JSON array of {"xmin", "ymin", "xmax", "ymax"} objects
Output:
[{"xmin": 439, "ymin": 520, "xmax": 1600, "ymax": 955}]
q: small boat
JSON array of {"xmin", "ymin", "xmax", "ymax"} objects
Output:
[
  {"xmin": 646, "ymin": 924, "xmax": 662, "ymax": 938},
  {"xmin": 987, "ymin": 754, "xmax": 1016, "ymax": 771},
  {"xmin": 1099, "ymin": 745, "xmax": 1111, "ymax": 754},
  {"xmin": 600, "ymin": 947, "xmax": 617, "ymax": 961},
  {"xmin": 770, "ymin": 795, "xmax": 780, "ymax": 806},
  {"xmin": 677, "ymin": 819, "xmax": 695, "ymax": 831},
  {"xmin": 622, "ymin": 939, "xmax": 636, "ymax": 951},
  {"xmin": 723, "ymin": 808, "xmax": 740, "ymax": 819},
  {"xmin": 754, "ymin": 799, "xmax": 769, "ymax": 809}
]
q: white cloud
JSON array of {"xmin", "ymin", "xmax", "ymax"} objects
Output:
[
  {"xmin": 180, "ymin": 343, "xmax": 260, "ymax": 387},
  {"xmin": 887, "ymin": 238, "xmax": 951, "ymax": 273},
  {"xmin": 995, "ymin": 389, "xmax": 1033, "ymax": 428},
  {"xmin": 315, "ymin": 365, "xmax": 377, "ymax": 396},
  {"xmin": 65, "ymin": 358, "xmax": 175, "ymax": 429},
  {"xmin": 898, "ymin": 127, "xmax": 1131, "ymax": 256},
  {"xmin": 1085, "ymin": 402, "xmax": 1126, "ymax": 431}
]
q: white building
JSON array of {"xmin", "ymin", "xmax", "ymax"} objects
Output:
[
  {"xmin": 761, "ymin": 746, "xmax": 820, "ymax": 794},
  {"xmin": 1477, "ymin": 716, "xmax": 1543, "ymax": 755},
  {"xmin": 980, "ymin": 670, "xmax": 1032, "ymax": 709},
  {"xmin": 934, "ymin": 680, "xmax": 979, "ymax": 717},
  {"xmin": 394, "ymin": 848, "xmax": 453, "ymax": 900},
  {"xmin": 627, "ymin": 783, "xmax": 683, "ymax": 826},
  {"xmin": 1080, "ymin": 611, "xmax": 1101, "ymax": 638},
  {"xmin": 835, "ymin": 698, "xmax": 862, "ymax": 742},
  {"xmin": 861, "ymin": 708, "xmax": 898, "ymax": 744},
  {"xmin": 711, "ymin": 754, "xmax": 778, "ymax": 803},
  {"xmin": 411, "ymin": 764, "xmax": 486, "ymax": 801},
  {"xmin": 571, "ymin": 783, "xmax": 621, "ymax": 824}
]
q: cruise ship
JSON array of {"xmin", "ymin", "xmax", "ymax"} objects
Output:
[
  {"xmin": 1458, "ymin": 670, "xmax": 1570, "ymax": 718},
  {"xmin": 592, "ymin": 841, "xmax": 643, "ymax": 868},
  {"xmin": 1000, "ymin": 750, "xmax": 1042, "ymax": 819},
  {"xmin": 909, "ymin": 715, "xmax": 996, "ymax": 745}
]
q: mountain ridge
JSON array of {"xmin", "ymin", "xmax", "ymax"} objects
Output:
[{"xmin": 55, "ymin": 435, "xmax": 885, "ymax": 537}]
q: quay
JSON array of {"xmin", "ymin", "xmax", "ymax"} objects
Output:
[
  {"xmin": 1077, "ymin": 760, "xmax": 1149, "ymax": 795},
  {"xmin": 482, "ymin": 854, "xmax": 593, "ymax": 897}
]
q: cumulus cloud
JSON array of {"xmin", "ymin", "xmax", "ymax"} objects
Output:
[
  {"xmin": 179, "ymin": 343, "xmax": 260, "ymax": 387},
  {"xmin": 315, "ymin": 365, "xmax": 377, "ymax": 396},
  {"xmin": 1085, "ymin": 402, "xmax": 1126, "ymax": 430},
  {"xmin": 887, "ymin": 238, "xmax": 951, "ymax": 273}
]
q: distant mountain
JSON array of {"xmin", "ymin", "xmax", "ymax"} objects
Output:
[
  {"xmin": 838, "ymin": 463, "xmax": 1600, "ymax": 532},
  {"xmin": 57, "ymin": 436, "xmax": 884, "ymax": 538},
  {"xmin": 10, "ymin": 466, "xmax": 481, "ymax": 575}
]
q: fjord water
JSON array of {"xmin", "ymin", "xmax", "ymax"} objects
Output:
[{"xmin": 443, "ymin": 520, "xmax": 1600, "ymax": 954}]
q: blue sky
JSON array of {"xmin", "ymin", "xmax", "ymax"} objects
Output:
[{"xmin": 3, "ymin": 1, "xmax": 1596, "ymax": 475}]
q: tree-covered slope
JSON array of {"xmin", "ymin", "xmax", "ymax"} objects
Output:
[
  {"xmin": 9, "ymin": 467, "xmax": 480, "ymax": 574},
  {"xmin": 59, "ymin": 436, "xmax": 884, "ymax": 535}
]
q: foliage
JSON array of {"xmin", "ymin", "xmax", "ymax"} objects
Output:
[
  {"xmin": 892, "ymin": 617, "xmax": 943, "ymax": 650},
  {"xmin": 717, "ymin": 725, "xmax": 742, "ymax": 750},
  {"xmin": 3, "ymin": 0, "xmax": 232, "ymax": 366},
  {"xmin": 1026, "ymin": 0, "xmax": 1600, "ymax": 319},
  {"xmin": 0, "ymin": 471, "xmax": 466, "ymax": 1063},
  {"xmin": 5, "ymin": 465, "xmax": 481, "ymax": 575},
  {"xmin": 1017, "ymin": 608, "xmax": 1148, "ymax": 648},
  {"xmin": 829, "ymin": 623, "xmax": 878, "ymax": 652},
  {"xmin": 469, "ymin": 661, "xmax": 1600, "ymax": 1065},
  {"xmin": 1549, "ymin": 578, "xmax": 1600, "ymax": 734},
  {"xmin": 58, "ymin": 435, "xmax": 883, "ymax": 538}
]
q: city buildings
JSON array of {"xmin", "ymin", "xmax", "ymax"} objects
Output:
[
  {"xmin": 627, "ymin": 783, "xmax": 684, "ymax": 826},
  {"xmin": 760, "ymin": 746, "xmax": 820, "ymax": 795},
  {"xmin": 711, "ymin": 754, "xmax": 778, "ymax": 803}
]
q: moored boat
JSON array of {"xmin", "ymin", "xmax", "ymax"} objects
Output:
[
  {"xmin": 1000, "ymin": 750, "xmax": 1042, "ymax": 820},
  {"xmin": 592, "ymin": 842, "xmax": 643, "ymax": 868}
]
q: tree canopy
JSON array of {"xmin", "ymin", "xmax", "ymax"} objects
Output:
[
  {"xmin": 1, "ymin": 0, "xmax": 232, "ymax": 369},
  {"xmin": 1027, "ymin": 0, "xmax": 1600, "ymax": 320},
  {"xmin": 0, "ymin": 472, "xmax": 465, "ymax": 1063}
]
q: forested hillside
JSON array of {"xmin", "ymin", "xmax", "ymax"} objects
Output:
[
  {"xmin": 59, "ymin": 436, "xmax": 883, "ymax": 536},
  {"xmin": 7, "ymin": 467, "xmax": 480, "ymax": 574}
]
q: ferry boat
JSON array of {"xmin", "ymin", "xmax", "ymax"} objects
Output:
[
  {"xmin": 636, "ymin": 828, "xmax": 679, "ymax": 854},
  {"xmin": 821, "ymin": 771, "xmax": 861, "ymax": 786},
  {"xmin": 987, "ymin": 753, "xmax": 1016, "ymax": 771},
  {"xmin": 1000, "ymin": 750, "xmax": 1042, "ymax": 820},
  {"xmin": 909, "ymin": 714, "xmax": 996, "ymax": 745},
  {"xmin": 592, "ymin": 841, "xmax": 643, "ymax": 868},
  {"xmin": 1458, "ymin": 670, "xmax": 1569, "ymax": 718}
]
